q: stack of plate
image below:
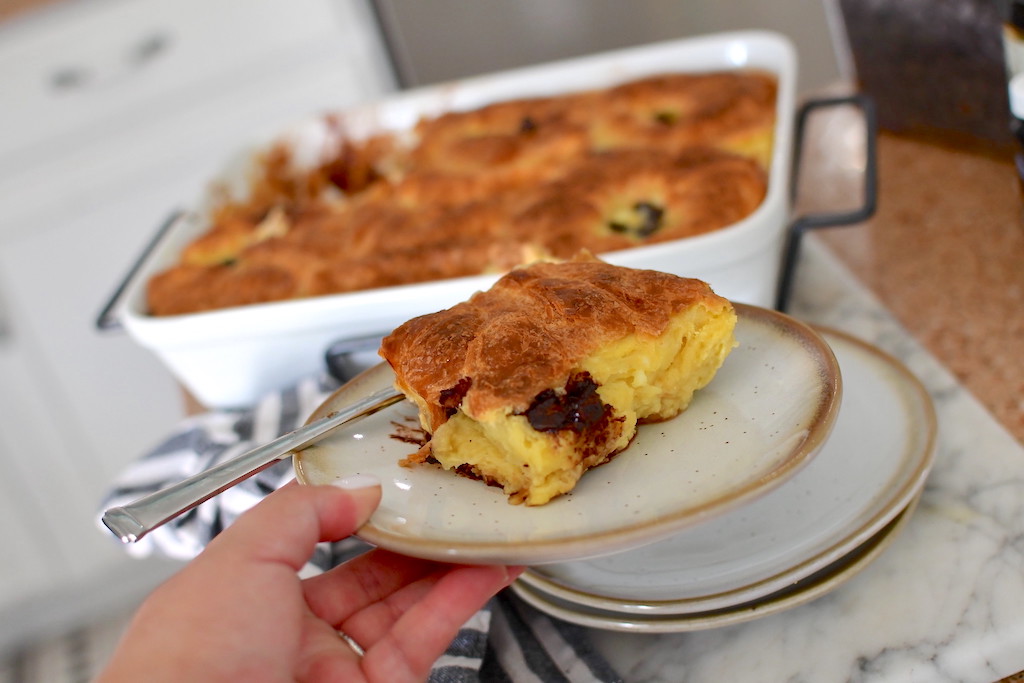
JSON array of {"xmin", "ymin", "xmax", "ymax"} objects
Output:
[
  {"xmin": 512, "ymin": 327, "xmax": 936, "ymax": 632},
  {"xmin": 296, "ymin": 308, "xmax": 936, "ymax": 634}
]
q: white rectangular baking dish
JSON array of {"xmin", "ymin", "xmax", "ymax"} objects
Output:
[{"xmin": 99, "ymin": 30, "xmax": 875, "ymax": 408}]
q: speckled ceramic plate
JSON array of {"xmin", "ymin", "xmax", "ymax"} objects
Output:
[
  {"xmin": 517, "ymin": 327, "xmax": 936, "ymax": 613},
  {"xmin": 293, "ymin": 304, "xmax": 840, "ymax": 565},
  {"xmin": 510, "ymin": 492, "xmax": 921, "ymax": 633}
]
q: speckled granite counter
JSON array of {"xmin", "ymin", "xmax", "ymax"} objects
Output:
[{"xmin": 818, "ymin": 134, "xmax": 1023, "ymax": 446}]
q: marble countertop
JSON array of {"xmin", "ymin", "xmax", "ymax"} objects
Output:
[{"xmin": 588, "ymin": 135, "xmax": 1024, "ymax": 682}]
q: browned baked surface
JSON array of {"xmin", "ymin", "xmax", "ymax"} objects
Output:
[
  {"xmin": 147, "ymin": 70, "xmax": 775, "ymax": 316},
  {"xmin": 506, "ymin": 147, "xmax": 768, "ymax": 255},
  {"xmin": 379, "ymin": 254, "xmax": 731, "ymax": 431}
]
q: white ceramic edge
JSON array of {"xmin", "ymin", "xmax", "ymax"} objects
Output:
[
  {"xmin": 294, "ymin": 304, "xmax": 842, "ymax": 566},
  {"xmin": 517, "ymin": 326, "xmax": 938, "ymax": 614},
  {"xmin": 112, "ymin": 31, "xmax": 798, "ymax": 408},
  {"xmin": 509, "ymin": 492, "xmax": 922, "ymax": 634}
]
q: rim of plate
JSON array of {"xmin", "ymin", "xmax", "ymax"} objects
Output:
[
  {"xmin": 295, "ymin": 303, "xmax": 843, "ymax": 564},
  {"xmin": 509, "ymin": 492, "xmax": 922, "ymax": 633},
  {"xmin": 517, "ymin": 326, "xmax": 938, "ymax": 611}
]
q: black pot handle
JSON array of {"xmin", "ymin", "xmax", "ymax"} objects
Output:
[
  {"xmin": 324, "ymin": 334, "xmax": 387, "ymax": 383},
  {"xmin": 775, "ymin": 93, "xmax": 878, "ymax": 312},
  {"xmin": 95, "ymin": 209, "xmax": 185, "ymax": 332}
]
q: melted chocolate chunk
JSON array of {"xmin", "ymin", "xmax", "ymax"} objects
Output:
[
  {"xmin": 389, "ymin": 419, "xmax": 429, "ymax": 446},
  {"xmin": 522, "ymin": 372, "xmax": 611, "ymax": 433},
  {"xmin": 439, "ymin": 376, "xmax": 472, "ymax": 417},
  {"xmin": 607, "ymin": 201, "xmax": 665, "ymax": 238},
  {"xmin": 454, "ymin": 463, "xmax": 506, "ymax": 490},
  {"xmin": 634, "ymin": 201, "xmax": 664, "ymax": 237},
  {"xmin": 654, "ymin": 110, "xmax": 679, "ymax": 126},
  {"xmin": 454, "ymin": 463, "xmax": 482, "ymax": 480},
  {"xmin": 519, "ymin": 116, "xmax": 538, "ymax": 134}
]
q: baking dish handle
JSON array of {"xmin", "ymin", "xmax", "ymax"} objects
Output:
[
  {"xmin": 324, "ymin": 334, "xmax": 387, "ymax": 382},
  {"xmin": 775, "ymin": 93, "xmax": 878, "ymax": 312},
  {"xmin": 95, "ymin": 209, "xmax": 185, "ymax": 332}
]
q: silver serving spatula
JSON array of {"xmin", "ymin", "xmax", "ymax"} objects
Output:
[{"xmin": 102, "ymin": 380, "xmax": 403, "ymax": 543}]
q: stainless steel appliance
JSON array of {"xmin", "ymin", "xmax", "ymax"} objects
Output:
[{"xmin": 367, "ymin": 0, "xmax": 851, "ymax": 94}]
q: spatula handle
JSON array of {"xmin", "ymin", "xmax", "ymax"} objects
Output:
[{"xmin": 102, "ymin": 386, "xmax": 402, "ymax": 543}]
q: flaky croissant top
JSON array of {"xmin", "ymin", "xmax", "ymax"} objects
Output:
[{"xmin": 379, "ymin": 255, "xmax": 731, "ymax": 430}]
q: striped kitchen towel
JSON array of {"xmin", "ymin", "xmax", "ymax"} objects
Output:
[{"xmin": 99, "ymin": 371, "xmax": 622, "ymax": 683}]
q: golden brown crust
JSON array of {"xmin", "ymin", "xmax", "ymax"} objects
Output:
[
  {"xmin": 379, "ymin": 254, "xmax": 730, "ymax": 429},
  {"xmin": 147, "ymin": 70, "xmax": 775, "ymax": 316},
  {"xmin": 589, "ymin": 72, "xmax": 777, "ymax": 153},
  {"xmin": 506, "ymin": 147, "xmax": 767, "ymax": 257},
  {"xmin": 411, "ymin": 95, "xmax": 595, "ymax": 175}
]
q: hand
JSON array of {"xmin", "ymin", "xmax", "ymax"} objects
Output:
[{"xmin": 99, "ymin": 476, "xmax": 521, "ymax": 682}]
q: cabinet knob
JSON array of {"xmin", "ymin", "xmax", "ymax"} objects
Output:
[
  {"xmin": 0, "ymin": 284, "xmax": 10, "ymax": 345},
  {"xmin": 50, "ymin": 31, "xmax": 172, "ymax": 92}
]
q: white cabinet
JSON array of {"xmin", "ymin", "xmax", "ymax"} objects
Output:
[{"xmin": 0, "ymin": 0, "xmax": 394, "ymax": 652}]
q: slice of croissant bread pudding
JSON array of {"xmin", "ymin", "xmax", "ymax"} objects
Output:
[{"xmin": 378, "ymin": 254, "xmax": 737, "ymax": 506}]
